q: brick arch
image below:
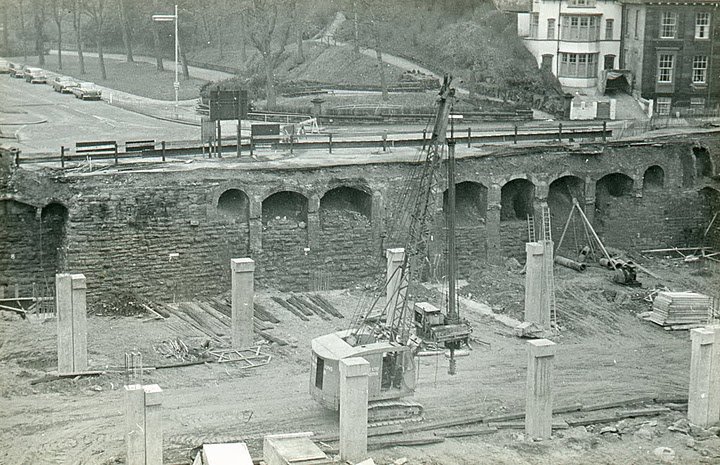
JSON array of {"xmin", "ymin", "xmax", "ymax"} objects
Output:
[
  {"xmin": 694, "ymin": 146, "xmax": 715, "ymax": 178},
  {"xmin": 261, "ymin": 191, "xmax": 309, "ymax": 225},
  {"xmin": 498, "ymin": 173, "xmax": 537, "ymax": 188},
  {"xmin": 259, "ymin": 185, "xmax": 313, "ymax": 204},
  {"xmin": 317, "ymin": 185, "xmax": 377, "ymax": 288},
  {"xmin": 548, "ymin": 175, "xmax": 585, "ymax": 241},
  {"xmin": 320, "ymin": 186, "xmax": 373, "ymax": 221},
  {"xmin": 211, "ymin": 182, "xmax": 254, "ymax": 203},
  {"xmin": 595, "ymin": 172, "xmax": 634, "ymax": 198},
  {"xmin": 501, "ymin": 178, "xmax": 535, "ymax": 221},
  {"xmin": 216, "ymin": 188, "xmax": 250, "ymax": 221},
  {"xmin": 643, "ymin": 165, "xmax": 665, "ymax": 191},
  {"xmin": 318, "ymin": 178, "xmax": 375, "ymax": 198},
  {"xmin": 443, "ymin": 181, "xmax": 488, "ymax": 224}
]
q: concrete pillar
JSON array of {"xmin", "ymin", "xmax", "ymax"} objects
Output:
[
  {"xmin": 125, "ymin": 384, "xmax": 146, "ymax": 465},
  {"xmin": 525, "ymin": 242, "xmax": 551, "ymax": 329},
  {"xmin": 144, "ymin": 384, "xmax": 163, "ymax": 465},
  {"xmin": 125, "ymin": 384, "xmax": 164, "ymax": 465},
  {"xmin": 339, "ymin": 357, "xmax": 370, "ymax": 463},
  {"xmin": 56, "ymin": 273, "xmax": 88, "ymax": 374},
  {"xmin": 688, "ymin": 326, "xmax": 720, "ymax": 427},
  {"xmin": 525, "ymin": 339, "xmax": 556, "ymax": 439},
  {"xmin": 231, "ymin": 258, "xmax": 255, "ymax": 349},
  {"xmin": 385, "ymin": 248, "xmax": 406, "ymax": 324},
  {"xmin": 486, "ymin": 184, "xmax": 502, "ymax": 263}
]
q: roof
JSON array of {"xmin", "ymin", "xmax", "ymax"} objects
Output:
[
  {"xmin": 620, "ymin": 0, "xmax": 719, "ymax": 4},
  {"xmin": 311, "ymin": 330, "xmax": 400, "ymax": 361}
]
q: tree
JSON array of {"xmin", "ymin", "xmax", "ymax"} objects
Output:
[
  {"xmin": 49, "ymin": 0, "xmax": 65, "ymax": 69},
  {"xmin": 356, "ymin": 0, "xmax": 390, "ymax": 101},
  {"xmin": 290, "ymin": 1, "xmax": 305, "ymax": 65},
  {"xmin": 31, "ymin": 0, "xmax": 46, "ymax": 66},
  {"xmin": 0, "ymin": 0, "xmax": 10, "ymax": 53},
  {"xmin": 17, "ymin": 0, "xmax": 27, "ymax": 61},
  {"xmin": 83, "ymin": 0, "xmax": 107, "ymax": 79},
  {"xmin": 117, "ymin": 0, "xmax": 134, "ymax": 62},
  {"xmin": 246, "ymin": 0, "xmax": 291, "ymax": 109},
  {"xmin": 150, "ymin": 0, "xmax": 164, "ymax": 71},
  {"xmin": 71, "ymin": 0, "xmax": 85, "ymax": 74}
]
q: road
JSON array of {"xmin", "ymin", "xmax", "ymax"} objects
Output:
[{"xmin": 0, "ymin": 74, "xmax": 201, "ymax": 155}]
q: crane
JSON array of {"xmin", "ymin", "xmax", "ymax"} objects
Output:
[{"xmin": 309, "ymin": 76, "xmax": 472, "ymax": 423}]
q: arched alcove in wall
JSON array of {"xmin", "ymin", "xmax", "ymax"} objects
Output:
[
  {"xmin": 643, "ymin": 165, "xmax": 665, "ymax": 191},
  {"xmin": 443, "ymin": 181, "xmax": 488, "ymax": 226},
  {"xmin": 548, "ymin": 175, "xmax": 585, "ymax": 245},
  {"xmin": 694, "ymin": 147, "xmax": 714, "ymax": 178},
  {"xmin": 501, "ymin": 179, "xmax": 535, "ymax": 221},
  {"xmin": 318, "ymin": 186, "xmax": 376, "ymax": 289},
  {"xmin": 217, "ymin": 189, "xmax": 250, "ymax": 221}
]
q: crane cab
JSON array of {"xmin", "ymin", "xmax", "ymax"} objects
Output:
[
  {"xmin": 414, "ymin": 301, "xmax": 472, "ymax": 347},
  {"xmin": 310, "ymin": 329, "xmax": 417, "ymax": 411}
]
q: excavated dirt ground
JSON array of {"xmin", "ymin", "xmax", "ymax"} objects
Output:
[{"xmin": 0, "ymin": 255, "xmax": 719, "ymax": 465}]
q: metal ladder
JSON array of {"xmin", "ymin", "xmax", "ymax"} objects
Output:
[
  {"xmin": 541, "ymin": 204, "xmax": 557, "ymax": 326},
  {"xmin": 526, "ymin": 214, "xmax": 536, "ymax": 243},
  {"xmin": 542, "ymin": 204, "xmax": 552, "ymax": 242}
]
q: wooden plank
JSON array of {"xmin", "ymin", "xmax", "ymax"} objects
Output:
[
  {"xmin": 308, "ymin": 294, "xmax": 344, "ymax": 318},
  {"xmin": 254, "ymin": 302, "xmax": 280, "ymax": 323},
  {"xmin": 270, "ymin": 296, "xmax": 309, "ymax": 321},
  {"xmin": 581, "ymin": 396, "xmax": 656, "ymax": 412},
  {"xmin": 285, "ymin": 296, "xmax": 314, "ymax": 317},
  {"xmin": 289, "ymin": 295, "xmax": 329, "ymax": 320},
  {"xmin": 434, "ymin": 427, "xmax": 498, "ymax": 438},
  {"xmin": 367, "ymin": 436, "xmax": 444, "ymax": 450},
  {"xmin": 295, "ymin": 295, "xmax": 333, "ymax": 319}
]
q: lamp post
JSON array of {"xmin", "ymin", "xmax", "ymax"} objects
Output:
[{"xmin": 152, "ymin": 4, "xmax": 179, "ymax": 119}]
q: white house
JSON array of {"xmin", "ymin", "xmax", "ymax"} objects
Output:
[{"xmin": 518, "ymin": 0, "xmax": 623, "ymax": 89}]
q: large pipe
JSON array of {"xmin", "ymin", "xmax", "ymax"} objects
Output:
[{"xmin": 555, "ymin": 255, "xmax": 587, "ymax": 272}]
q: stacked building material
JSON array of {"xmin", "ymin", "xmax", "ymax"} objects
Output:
[{"xmin": 647, "ymin": 292, "xmax": 711, "ymax": 328}]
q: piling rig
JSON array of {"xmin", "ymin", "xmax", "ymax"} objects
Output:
[{"xmin": 309, "ymin": 76, "xmax": 472, "ymax": 424}]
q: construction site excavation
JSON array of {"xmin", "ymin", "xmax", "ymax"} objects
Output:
[{"xmin": 2, "ymin": 3, "xmax": 720, "ymax": 463}]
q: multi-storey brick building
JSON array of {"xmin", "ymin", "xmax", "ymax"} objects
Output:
[{"xmin": 620, "ymin": 0, "xmax": 720, "ymax": 115}]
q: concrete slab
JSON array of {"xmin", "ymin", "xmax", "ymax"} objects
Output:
[
  {"xmin": 202, "ymin": 443, "xmax": 253, "ymax": 465},
  {"xmin": 263, "ymin": 433, "xmax": 331, "ymax": 465}
]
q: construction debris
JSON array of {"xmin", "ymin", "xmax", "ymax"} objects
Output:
[
  {"xmin": 645, "ymin": 292, "xmax": 712, "ymax": 328},
  {"xmin": 206, "ymin": 346, "xmax": 271, "ymax": 368}
]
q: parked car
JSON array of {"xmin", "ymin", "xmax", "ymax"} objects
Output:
[
  {"xmin": 24, "ymin": 67, "xmax": 47, "ymax": 84},
  {"xmin": 71, "ymin": 82, "xmax": 102, "ymax": 100},
  {"xmin": 9, "ymin": 63, "xmax": 25, "ymax": 78},
  {"xmin": 0, "ymin": 60, "xmax": 11, "ymax": 74},
  {"xmin": 52, "ymin": 76, "xmax": 79, "ymax": 93}
]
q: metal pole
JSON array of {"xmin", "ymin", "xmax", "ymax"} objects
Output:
[
  {"xmin": 237, "ymin": 119, "xmax": 241, "ymax": 157},
  {"xmin": 174, "ymin": 4, "xmax": 178, "ymax": 119},
  {"xmin": 217, "ymin": 120, "xmax": 222, "ymax": 157},
  {"xmin": 61, "ymin": 146, "xmax": 65, "ymax": 168},
  {"xmin": 602, "ymin": 121, "xmax": 607, "ymax": 144},
  {"xmin": 447, "ymin": 139, "xmax": 458, "ymax": 376}
]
